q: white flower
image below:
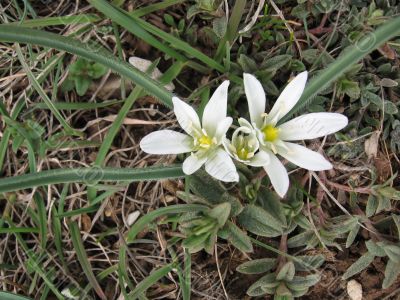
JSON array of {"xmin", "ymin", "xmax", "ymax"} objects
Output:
[
  {"xmin": 223, "ymin": 118, "xmax": 270, "ymax": 167},
  {"xmin": 140, "ymin": 81, "xmax": 239, "ymax": 182},
  {"xmin": 241, "ymin": 72, "xmax": 348, "ymax": 197}
]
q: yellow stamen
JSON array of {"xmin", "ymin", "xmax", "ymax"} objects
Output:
[
  {"xmin": 237, "ymin": 148, "xmax": 249, "ymax": 160},
  {"xmin": 262, "ymin": 125, "xmax": 279, "ymax": 142},
  {"xmin": 198, "ymin": 135, "xmax": 213, "ymax": 147}
]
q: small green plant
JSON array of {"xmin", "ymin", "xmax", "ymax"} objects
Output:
[
  {"xmin": 237, "ymin": 258, "xmax": 324, "ymax": 298},
  {"xmin": 63, "ymin": 58, "xmax": 107, "ymax": 96}
]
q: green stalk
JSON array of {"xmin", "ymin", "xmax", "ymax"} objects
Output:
[
  {"xmin": 129, "ymin": 264, "xmax": 174, "ymax": 298},
  {"xmin": 69, "ymin": 221, "xmax": 107, "ymax": 300},
  {"xmin": 0, "ymin": 165, "xmax": 184, "ymax": 194}
]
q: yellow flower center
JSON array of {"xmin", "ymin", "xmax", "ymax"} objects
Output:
[
  {"xmin": 262, "ymin": 125, "xmax": 279, "ymax": 142},
  {"xmin": 198, "ymin": 134, "xmax": 213, "ymax": 148},
  {"xmin": 237, "ymin": 148, "xmax": 249, "ymax": 160}
]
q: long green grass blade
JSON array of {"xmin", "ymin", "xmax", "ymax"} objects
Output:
[
  {"xmin": 215, "ymin": 0, "xmax": 246, "ymax": 62},
  {"xmin": 11, "ymin": 14, "xmax": 100, "ymax": 27},
  {"xmin": 34, "ymin": 193, "xmax": 47, "ymax": 250},
  {"xmin": 69, "ymin": 221, "xmax": 107, "ymax": 300},
  {"xmin": 129, "ymin": 264, "xmax": 174, "ymax": 299},
  {"xmin": 279, "ymin": 16, "xmax": 400, "ymax": 123},
  {"xmin": 0, "ymin": 24, "xmax": 173, "ymax": 107},
  {"xmin": 0, "ymin": 165, "xmax": 184, "ymax": 194},
  {"xmin": 0, "ymin": 227, "xmax": 39, "ymax": 234},
  {"xmin": 130, "ymin": 0, "xmax": 185, "ymax": 18},
  {"xmin": 0, "ymin": 292, "xmax": 33, "ymax": 300},
  {"xmin": 182, "ymin": 249, "xmax": 191, "ymax": 300},
  {"xmin": 29, "ymin": 99, "xmax": 123, "ymax": 111}
]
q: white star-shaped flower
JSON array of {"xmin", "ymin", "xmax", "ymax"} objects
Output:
[
  {"xmin": 226, "ymin": 72, "xmax": 348, "ymax": 197},
  {"xmin": 140, "ymin": 81, "xmax": 239, "ymax": 182}
]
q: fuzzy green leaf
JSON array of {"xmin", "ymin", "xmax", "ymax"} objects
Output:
[
  {"xmin": 342, "ymin": 252, "xmax": 375, "ymax": 279},
  {"xmin": 236, "ymin": 258, "xmax": 277, "ymax": 274},
  {"xmin": 289, "ymin": 274, "xmax": 321, "ymax": 288},
  {"xmin": 383, "ymin": 244, "xmax": 400, "ymax": 263},
  {"xmin": 238, "ymin": 205, "xmax": 284, "ymax": 237},
  {"xmin": 392, "ymin": 214, "xmax": 400, "ymax": 240},
  {"xmin": 276, "ymin": 261, "xmax": 295, "ymax": 281},
  {"xmin": 346, "ymin": 223, "xmax": 360, "ymax": 248},
  {"xmin": 221, "ymin": 221, "xmax": 253, "ymax": 253},
  {"xmin": 247, "ymin": 273, "xmax": 279, "ymax": 297},
  {"xmin": 365, "ymin": 240, "xmax": 387, "ymax": 257},
  {"xmin": 382, "ymin": 259, "xmax": 400, "ymax": 289},
  {"xmin": 366, "ymin": 195, "xmax": 378, "ymax": 217},
  {"xmin": 293, "ymin": 255, "xmax": 325, "ymax": 272},
  {"xmin": 74, "ymin": 77, "xmax": 91, "ymax": 96},
  {"xmin": 208, "ymin": 202, "xmax": 231, "ymax": 227}
]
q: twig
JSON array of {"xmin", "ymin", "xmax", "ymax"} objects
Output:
[
  {"xmin": 276, "ymin": 234, "xmax": 288, "ymax": 271},
  {"xmin": 324, "ymin": 179, "xmax": 373, "ymax": 194},
  {"xmin": 269, "ymin": 0, "xmax": 303, "ymax": 57},
  {"xmin": 214, "ymin": 245, "xmax": 229, "ymax": 300}
]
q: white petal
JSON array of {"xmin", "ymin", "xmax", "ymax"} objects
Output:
[
  {"xmin": 238, "ymin": 117, "xmax": 253, "ymax": 129},
  {"xmin": 222, "ymin": 137, "xmax": 234, "ymax": 155},
  {"xmin": 243, "ymin": 73, "xmax": 266, "ymax": 127},
  {"xmin": 266, "ymin": 71, "xmax": 308, "ymax": 125},
  {"xmin": 183, "ymin": 153, "xmax": 207, "ymax": 175},
  {"xmin": 214, "ymin": 117, "xmax": 233, "ymax": 143},
  {"xmin": 202, "ymin": 81, "xmax": 230, "ymax": 136},
  {"xmin": 205, "ymin": 148, "xmax": 239, "ymax": 182},
  {"xmin": 262, "ymin": 150, "xmax": 289, "ymax": 198},
  {"xmin": 172, "ymin": 97, "xmax": 201, "ymax": 137},
  {"xmin": 128, "ymin": 56, "xmax": 174, "ymax": 91},
  {"xmin": 140, "ymin": 130, "xmax": 193, "ymax": 154},
  {"xmin": 279, "ymin": 142, "xmax": 332, "ymax": 171},
  {"xmin": 278, "ymin": 113, "xmax": 348, "ymax": 141},
  {"xmin": 247, "ymin": 151, "xmax": 270, "ymax": 167},
  {"xmin": 127, "ymin": 211, "xmax": 141, "ymax": 226}
]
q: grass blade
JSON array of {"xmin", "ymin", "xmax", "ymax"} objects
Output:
[
  {"xmin": 0, "ymin": 165, "xmax": 184, "ymax": 194},
  {"xmin": 29, "ymin": 99, "xmax": 123, "ymax": 111},
  {"xmin": 0, "ymin": 227, "xmax": 39, "ymax": 234},
  {"xmin": 0, "ymin": 292, "xmax": 33, "ymax": 300},
  {"xmin": 34, "ymin": 193, "xmax": 47, "ymax": 250},
  {"xmin": 215, "ymin": 0, "xmax": 246, "ymax": 62},
  {"xmin": 11, "ymin": 14, "xmax": 100, "ymax": 27},
  {"xmin": 130, "ymin": 0, "xmax": 185, "ymax": 18},
  {"xmin": 0, "ymin": 24, "xmax": 173, "ymax": 107},
  {"xmin": 69, "ymin": 221, "xmax": 107, "ymax": 300},
  {"xmin": 129, "ymin": 264, "xmax": 174, "ymax": 299},
  {"xmin": 183, "ymin": 249, "xmax": 191, "ymax": 300}
]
